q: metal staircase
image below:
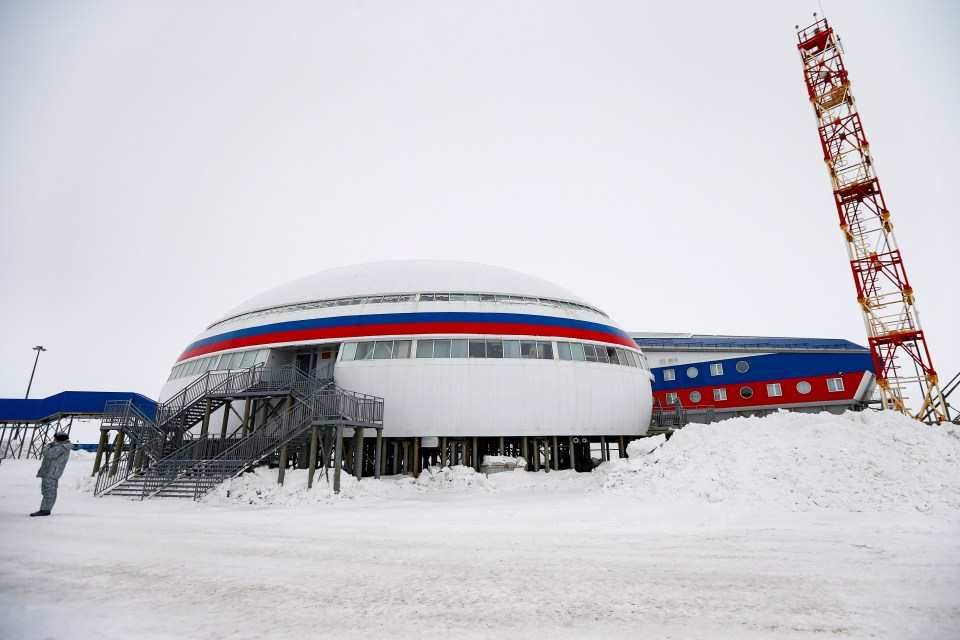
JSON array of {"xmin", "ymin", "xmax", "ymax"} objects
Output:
[{"xmin": 95, "ymin": 365, "xmax": 384, "ymax": 501}]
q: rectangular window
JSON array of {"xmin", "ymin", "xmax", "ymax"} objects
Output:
[
  {"xmin": 434, "ymin": 294, "xmax": 450, "ymax": 302},
  {"xmin": 504, "ymin": 340, "xmax": 521, "ymax": 358},
  {"xmin": 665, "ymin": 392, "xmax": 678, "ymax": 405},
  {"xmin": 710, "ymin": 363, "xmax": 723, "ymax": 376},
  {"xmin": 520, "ymin": 340, "xmax": 538, "ymax": 359},
  {"xmin": 355, "ymin": 342, "xmax": 375, "ymax": 360},
  {"xmin": 393, "ymin": 340, "xmax": 411, "ymax": 359},
  {"xmin": 468, "ymin": 339, "xmax": 486, "ymax": 358},
  {"xmin": 479, "ymin": 294, "xmax": 495, "ymax": 302},
  {"xmin": 464, "ymin": 293, "xmax": 481, "ymax": 302},
  {"xmin": 713, "ymin": 388, "xmax": 727, "ymax": 401},
  {"xmin": 537, "ymin": 341, "xmax": 553, "ymax": 360},
  {"xmin": 373, "ymin": 341, "xmax": 393, "ymax": 359},
  {"xmin": 663, "ymin": 368, "xmax": 676, "ymax": 381},
  {"xmin": 486, "ymin": 339, "xmax": 503, "ymax": 358},
  {"xmin": 434, "ymin": 339, "xmax": 452, "ymax": 358},
  {"xmin": 557, "ymin": 342, "xmax": 572, "ymax": 360},
  {"xmin": 595, "ymin": 346, "xmax": 609, "ymax": 364},
  {"xmin": 254, "ymin": 349, "xmax": 269, "ymax": 365},
  {"xmin": 827, "ymin": 377, "xmax": 845, "ymax": 392},
  {"xmin": 239, "ymin": 350, "xmax": 258, "ymax": 368},
  {"xmin": 415, "ymin": 339, "xmax": 433, "ymax": 358},
  {"xmin": 606, "ymin": 348, "xmax": 620, "ymax": 365},
  {"xmin": 342, "ymin": 342, "xmax": 358, "ymax": 361},
  {"xmin": 449, "ymin": 293, "xmax": 465, "ymax": 301},
  {"xmin": 224, "ymin": 352, "xmax": 243, "ymax": 369},
  {"xmin": 570, "ymin": 342, "xmax": 586, "ymax": 361},
  {"xmin": 420, "ymin": 294, "xmax": 435, "ymax": 302},
  {"xmin": 451, "ymin": 339, "xmax": 468, "ymax": 358},
  {"xmin": 620, "ymin": 349, "xmax": 636, "ymax": 367},
  {"xmin": 583, "ymin": 344, "xmax": 598, "ymax": 362},
  {"xmin": 382, "ymin": 296, "xmax": 399, "ymax": 303},
  {"xmin": 766, "ymin": 383, "xmax": 782, "ymax": 397}
]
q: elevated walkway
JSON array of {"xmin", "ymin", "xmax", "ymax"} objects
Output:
[
  {"xmin": 0, "ymin": 391, "xmax": 156, "ymax": 460},
  {"xmin": 94, "ymin": 364, "xmax": 384, "ymax": 500}
]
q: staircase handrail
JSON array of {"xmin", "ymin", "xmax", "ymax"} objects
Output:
[
  {"xmin": 101, "ymin": 400, "xmax": 167, "ymax": 461},
  {"xmin": 153, "ymin": 363, "xmax": 268, "ymax": 430}
]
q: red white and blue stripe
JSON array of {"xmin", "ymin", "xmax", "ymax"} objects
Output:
[{"xmin": 179, "ymin": 311, "xmax": 638, "ymax": 362}]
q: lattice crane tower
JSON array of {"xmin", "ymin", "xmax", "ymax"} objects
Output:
[{"xmin": 796, "ymin": 16, "xmax": 949, "ymax": 423}]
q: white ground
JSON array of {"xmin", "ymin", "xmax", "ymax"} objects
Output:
[{"xmin": 2, "ymin": 411, "xmax": 959, "ymax": 639}]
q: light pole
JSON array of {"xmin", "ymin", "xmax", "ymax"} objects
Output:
[{"xmin": 25, "ymin": 345, "xmax": 46, "ymax": 399}]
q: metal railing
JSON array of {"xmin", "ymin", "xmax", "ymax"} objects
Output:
[
  {"xmin": 101, "ymin": 401, "xmax": 168, "ymax": 461},
  {"xmin": 98, "ymin": 366, "xmax": 384, "ymax": 500},
  {"xmin": 650, "ymin": 400, "xmax": 715, "ymax": 431}
]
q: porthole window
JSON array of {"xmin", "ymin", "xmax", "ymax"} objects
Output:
[
  {"xmin": 689, "ymin": 391, "xmax": 702, "ymax": 403},
  {"xmin": 686, "ymin": 366, "xmax": 699, "ymax": 378},
  {"xmin": 740, "ymin": 386, "xmax": 753, "ymax": 399},
  {"xmin": 796, "ymin": 381, "xmax": 812, "ymax": 395},
  {"xmin": 736, "ymin": 361, "xmax": 749, "ymax": 373}
]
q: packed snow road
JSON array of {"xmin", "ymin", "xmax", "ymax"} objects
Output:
[{"xmin": 1, "ymin": 411, "xmax": 959, "ymax": 639}]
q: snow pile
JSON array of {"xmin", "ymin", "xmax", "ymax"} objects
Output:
[
  {"xmin": 205, "ymin": 464, "xmax": 495, "ymax": 505},
  {"xmin": 601, "ymin": 410, "xmax": 960, "ymax": 512},
  {"xmin": 206, "ymin": 410, "xmax": 960, "ymax": 513}
]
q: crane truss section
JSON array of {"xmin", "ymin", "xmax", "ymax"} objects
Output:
[{"xmin": 796, "ymin": 17, "xmax": 948, "ymax": 422}]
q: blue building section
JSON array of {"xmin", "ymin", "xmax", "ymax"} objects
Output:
[
  {"xmin": 0, "ymin": 391, "xmax": 157, "ymax": 423},
  {"xmin": 650, "ymin": 352, "xmax": 876, "ymax": 391},
  {"xmin": 632, "ymin": 335, "xmax": 867, "ymax": 352}
]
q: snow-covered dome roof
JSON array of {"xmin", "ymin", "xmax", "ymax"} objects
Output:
[{"xmin": 215, "ymin": 260, "xmax": 592, "ymax": 323}]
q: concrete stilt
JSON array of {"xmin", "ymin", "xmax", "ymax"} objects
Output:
[
  {"xmin": 91, "ymin": 430, "xmax": 109, "ymax": 475},
  {"xmin": 307, "ymin": 426, "xmax": 319, "ymax": 489},
  {"xmin": 260, "ymin": 398, "xmax": 270, "ymax": 430},
  {"xmin": 552, "ymin": 436, "xmax": 559, "ymax": 470},
  {"xmin": 413, "ymin": 437, "xmax": 420, "ymax": 478},
  {"xmin": 401, "ymin": 441, "xmax": 410, "ymax": 476},
  {"xmin": 441, "ymin": 437, "xmax": 448, "ymax": 468},
  {"xmin": 109, "ymin": 432, "xmax": 125, "ymax": 477},
  {"xmin": 241, "ymin": 398, "xmax": 251, "ymax": 437},
  {"xmin": 498, "ymin": 436, "xmax": 504, "ymax": 456},
  {"xmin": 220, "ymin": 400, "xmax": 231, "ymax": 439},
  {"xmin": 521, "ymin": 437, "xmax": 529, "ymax": 470},
  {"xmin": 618, "ymin": 436, "xmax": 625, "ymax": 459},
  {"xmin": 472, "ymin": 436, "xmax": 479, "ymax": 470},
  {"xmin": 353, "ymin": 428, "xmax": 364, "ymax": 479},
  {"xmin": 374, "ymin": 429, "xmax": 382, "ymax": 480},
  {"xmin": 333, "ymin": 425, "xmax": 344, "ymax": 494},
  {"xmin": 600, "ymin": 436, "xmax": 607, "ymax": 462},
  {"xmin": 392, "ymin": 441, "xmax": 400, "ymax": 475},
  {"xmin": 278, "ymin": 445, "xmax": 289, "ymax": 485},
  {"xmin": 200, "ymin": 398, "xmax": 212, "ymax": 436},
  {"xmin": 569, "ymin": 436, "xmax": 576, "ymax": 471}
]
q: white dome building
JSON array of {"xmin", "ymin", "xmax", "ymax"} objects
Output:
[{"xmin": 160, "ymin": 260, "xmax": 652, "ymax": 475}]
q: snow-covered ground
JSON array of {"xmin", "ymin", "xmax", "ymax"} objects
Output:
[{"xmin": 2, "ymin": 410, "xmax": 959, "ymax": 639}]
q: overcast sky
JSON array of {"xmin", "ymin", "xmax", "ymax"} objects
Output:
[{"xmin": 2, "ymin": 0, "xmax": 957, "ymax": 406}]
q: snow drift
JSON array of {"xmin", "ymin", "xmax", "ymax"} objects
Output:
[{"xmin": 200, "ymin": 410, "xmax": 960, "ymax": 513}]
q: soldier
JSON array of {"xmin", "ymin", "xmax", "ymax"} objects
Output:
[{"xmin": 31, "ymin": 432, "xmax": 73, "ymax": 517}]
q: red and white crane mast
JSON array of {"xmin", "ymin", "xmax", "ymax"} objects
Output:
[{"xmin": 795, "ymin": 16, "xmax": 948, "ymax": 422}]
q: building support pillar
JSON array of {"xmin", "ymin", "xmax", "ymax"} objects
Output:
[
  {"xmin": 472, "ymin": 436, "xmax": 479, "ymax": 470},
  {"xmin": 374, "ymin": 429, "xmax": 382, "ymax": 480},
  {"xmin": 307, "ymin": 426, "xmax": 319, "ymax": 489},
  {"xmin": 413, "ymin": 437, "xmax": 420, "ymax": 478},
  {"xmin": 600, "ymin": 436, "xmax": 607, "ymax": 462},
  {"xmin": 278, "ymin": 444, "xmax": 289, "ymax": 485},
  {"xmin": 109, "ymin": 431, "xmax": 125, "ymax": 477},
  {"xmin": 91, "ymin": 430, "xmax": 109, "ymax": 476},
  {"xmin": 441, "ymin": 437, "xmax": 448, "ymax": 468},
  {"xmin": 220, "ymin": 400, "xmax": 231, "ymax": 439},
  {"xmin": 552, "ymin": 436, "xmax": 559, "ymax": 470},
  {"xmin": 333, "ymin": 425, "xmax": 344, "ymax": 494},
  {"xmin": 241, "ymin": 398, "xmax": 251, "ymax": 437},
  {"xmin": 353, "ymin": 427, "xmax": 364, "ymax": 479},
  {"xmin": 569, "ymin": 436, "xmax": 576, "ymax": 471},
  {"xmin": 200, "ymin": 398, "xmax": 212, "ymax": 437},
  {"xmin": 401, "ymin": 441, "xmax": 410, "ymax": 476}
]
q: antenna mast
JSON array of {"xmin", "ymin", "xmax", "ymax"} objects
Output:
[{"xmin": 796, "ymin": 16, "xmax": 949, "ymax": 423}]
